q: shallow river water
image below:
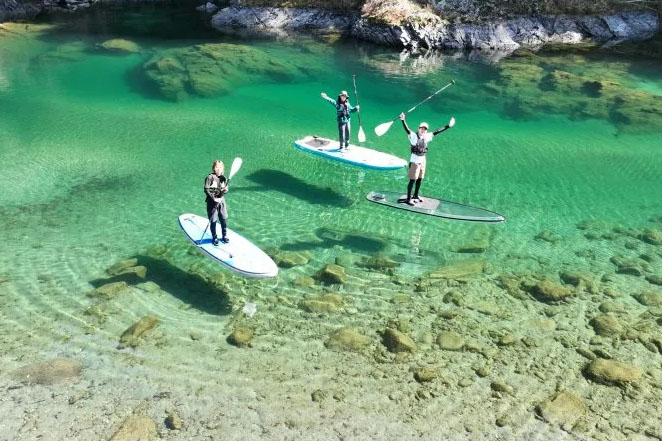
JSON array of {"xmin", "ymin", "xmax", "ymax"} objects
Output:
[{"xmin": 0, "ymin": 4, "xmax": 661, "ymax": 441}]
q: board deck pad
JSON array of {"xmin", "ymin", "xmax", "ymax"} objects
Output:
[
  {"xmin": 366, "ymin": 191, "xmax": 505, "ymax": 223},
  {"xmin": 178, "ymin": 213, "xmax": 278, "ymax": 278},
  {"xmin": 294, "ymin": 135, "xmax": 407, "ymax": 170}
]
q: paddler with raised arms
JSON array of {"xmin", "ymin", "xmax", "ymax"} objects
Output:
[{"xmin": 398, "ymin": 112, "xmax": 455, "ymax": 206}]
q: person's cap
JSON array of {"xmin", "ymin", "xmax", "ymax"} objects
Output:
[
  {"xmin": 419, "ymin": 122, "xmax": 429, "ymax": 129},
  {"xmin": 340, "ymin": 90, "xmax": 348, "ymax": 96}
]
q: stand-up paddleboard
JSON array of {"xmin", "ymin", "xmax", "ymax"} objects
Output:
[
  {"xmin": 178, "ymin": 213, "xmax": 278, "ymax": 278},
  {"xmin": 294, "ymin": 136, "xmax": 407, "ymax": 170},
  {"xmin": 366, "ymin": 191, "xmax": 505, "ymax": 223}
]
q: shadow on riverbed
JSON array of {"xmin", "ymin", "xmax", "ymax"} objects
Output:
[
  {"xmin": 239, "ymin": 169, "xmax": 352, "ymax": 207},
  {"xmin": 279, "ymin": 227, "xmax": 387, "ymax": 254},
  {"xmin": 90, "ymin": 255, "xmax": 231, "ymax": 315}
]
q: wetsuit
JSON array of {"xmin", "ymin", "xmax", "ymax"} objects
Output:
[
  {"xmin": 400, "ymin": 119, "xmax": 450, "ymax": 204},
  {"xmin": 204, "ymin": 173, "xmax": 228, "ymax": 241},
  {"xmin": 322, "ymin": 95, "xmax": 358, "ymax": 148}
]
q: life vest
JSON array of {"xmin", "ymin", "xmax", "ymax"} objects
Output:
[
  {"xmin": 337, "ymin": 103, "xmax": 349, "ymax": 121},
  {"xmin": 410, "ymin": 133, "xmax": 428, "ymax": 156}
]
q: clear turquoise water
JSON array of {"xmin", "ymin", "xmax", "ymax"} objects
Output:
[{"xmin": 1, "ymin": 6, "xmax": 662, "ymax": 439}]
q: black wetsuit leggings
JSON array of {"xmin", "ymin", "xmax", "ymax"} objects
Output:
[
  {"xmin": 210, "ymin": 217, "xmax": 227, "ymax": 240},
  {"xmin": 407, "ymin": 178, "xmax": 422, "ymax": 200}
]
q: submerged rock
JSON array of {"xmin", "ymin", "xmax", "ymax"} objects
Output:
[
  {"xmin": 110, "ymin": 416, "xmax": 157, "ymax": 441},
  {"xmin": 274, "ymin": 251, "xmax": 310, "ymax": 268},
  {"xmin": 12, "ymin": 358, "xmax": 82, "ymax": 384},
  {"xmin": 325, "ymin": 327, "xmax": 371, "ymax": 352},
  {"xmin": 107, "ymin": 258, "xmax": 138, "ymax": 275},
  {"xmin": 633, "ymin": 290, "xmax": 662, "ymax": 306},
  {"xmin": 428, "ymin": 259, "xmax": 485, "ymax": 280},
  {"xmin": 610, "ymin": 255, "xmax": 645, "ymax": 276},
  {"xmin": 641, "ymin": 229, "xmax": 662, "ymax": 245},
  {"xmin": 228, "ymin": 327, "xmax": 253, "ymax": 347},
  {"xmin": 314, "ymin": 263, "xmax": 346, "ymax": 284},
  {"xmin": 536, "ymin": 391, "xmax": 586, "ymax": 430},
  {"xmin": 359, "ymin": 253, "xmax": 399, "ymax": 271},
  {"xmin": 88, "ymin": 281, "xmax": 130, "ymax": 299},
  {"xmin": 590, "ymin": 314, "xmax": 623, "ymax": 337},
  {"xmin": 165, "ymin": 411, "xmax": 182, "ymax": 430},
  {"xmin": 292, "ymin": 275, "xmax": 315, "ymax": 288},
  {"xmin": 142, "ymin": 42, "xmax": 315, "ymax": 101},
  {"xmin": 585, "ymin": 358, "xmax": 642, "ymax": 385},
  {"xmin": 299, "ymin": 294, "xmax": 344, "ymax": 313},
  {"xmin": 436, "ymin": 331, "xmax": 464, "ymax": 351},
  {"xmin": 527, "ymin": 280, "xmax": 574, "ymax": 303},
  {"xmin": 119, "ymin": 315, "xmax": 158, "ymax": 348},
  {"xmin": 381, "ymin": 328, "xmax": 416, "ymax": 353},
  {"xmin": 98, "ymin": 39, "xmax": 141, "ymax": 54},
  {"xmin": 414, "ymin": 366, "xmax": 438, "ymax": 383},
  {"xmin": 646, "ymin": 275, "xmax": 662, "ymax": 286}
]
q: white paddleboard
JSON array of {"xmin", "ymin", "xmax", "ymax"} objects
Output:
[
  {"xmin": 293, "ymin": 135, "xmax": 407, "ymax": 170},
  {"xmin": 178, "ymin": 213, "xmax": 278, "ymax": 279}
]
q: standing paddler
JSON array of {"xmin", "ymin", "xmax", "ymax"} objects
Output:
[
  {"xmin": 204, "ymin": 160, "xmax": 229, "ymax": 245},
  {"xmin": 320, "ymin": 90, "xmax": 360, "ymax": 150},
  {"xmin": 398, "ymin": 112, "xmax": 454, "ymax": 206}
]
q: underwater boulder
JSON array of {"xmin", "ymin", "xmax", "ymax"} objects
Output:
[
  {"xmin": 12, "ymin": 358, "xmax": 82, "ymax": 384},
  {"xmin": 119, "ymin": 315, "xmax": 158, "ymax": 348},
  {"xmin": 381, "ymin": 328, "xmax": 416, "ymax": 353},
  {"xmin": 585, "ymin": 358, "xmax": 642, "ymax": 385},
  {"xmin": 299, "ymin": 294, "xmax": 344, "ymax": 313},
  {"xmin": 98, "ymin": 39, "xmax": 141, "ymax": 54},
  {"xmin": 536, "ymin": 391, "xmax": 586, "ymax": 430},
  {"xmin": 88, "ymin": 281, "xmax": 130, "ymax": 299},
  {"xmin": 228, "ymin": 327, "xmax": 253, "ymax": 347},
  {"xmin": 110, "ymin": 416, "xmax": 157, "ymax": 441},
  {"xmin": 314, "ymin": 263, "xmax": 346, "ymax": 284},
  {"xmin": 325, "ymin": 327, "xmax": 371, "ymax": 352}
]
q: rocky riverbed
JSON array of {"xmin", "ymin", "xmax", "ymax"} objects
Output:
[{"xmin": 1, "ymin": 217, "xmax": 661, "ymax": 440}]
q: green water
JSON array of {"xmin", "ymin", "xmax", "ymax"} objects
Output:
[{"xmin": 1, "ymin": 5, "xmax": 662, "ymax": 440}]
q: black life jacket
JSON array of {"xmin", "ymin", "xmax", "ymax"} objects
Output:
[
  {"xmin": 410, "ymin": 133, "xmax": 428, "ymax": 156},
  {"xmin": 337, "ymin": 102, "xmax": 349, "ymax": 121}
]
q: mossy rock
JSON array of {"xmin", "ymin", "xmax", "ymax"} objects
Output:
[
  {"xmin": 274, "ymin": 251, "xmax": 310, "ymax": 268},
  {"xmin": 110, "ymin": 416, "xmax": 157, "ymax": 441},
  {"xmin": 633, "ymin": 290, "xmax": 662, "ymax": 306},
  {"xmin": 292, "ymin": 275, "xmax": 315, "ymax": 288},
  {"xmin": 590, "ymin": 314, "xmax": 623, "ymax": 337},
  {"xmin": 142, "ymin": 43, "xmax": 315, "ymax": 101},
  {"xmin": 314, "ymin": 263, "xmax": 346, "ymax": 284},
  {"xmin": 325, "ymin": 327, "xmax": 370, "ymax": 352},
  {"xmin": 527, "ymin": 280, "xmax": 574, "ymax": 303},
  {"xmin": 299, "ymin": 294, "xmax": 344, "ymax": 313},
  {"xmin": 585, "ymin": 358, "xmax": 642, "ymax": 385},
  {"xmin": 228, "ymin": 327, "xmax": 253, "ymax": 348},
  {"xmin": 641, "ymin": 229, "xmax": 662, "ymax": 245},
  {"xmin": 119, "ymin": 315, "xmax": 158, "ymax": 348},
  {"xmin": 359, "ymin": 253, "xmax": 399, "ymax": 271},
  {"xmin": 88, "ymin": 281, "xmax": 130, "ymax": 299},
  {"xmin": 98, "ymin": 39, "xmax": 141, "ymax": 54},
  {"xmin": 414, "ymin": 366, "xmax": 438, "ymax": 383},
  {"xmin": 536, "ymin": 391, "xmax": 586, "ymax": 430},
  {"xmin": 436, "ymin": 331, "xmax": 464, "ymax": 351},
  {"xmin": 381, "ymin": 328, "xmax": 416, "ymax": 353},
  {"xmin": 107, "ymin": 258, "xmax": 138, "ymax": 276}
]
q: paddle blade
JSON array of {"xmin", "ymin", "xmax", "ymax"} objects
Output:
[
  {"xmin": 358, "ymin": 126, "xmax": 366, "ymax": 143},
  {"xmin": 449, "ymin": 117, "xmax": 456, "ymax": 128},
  {"xmin": 375, "ymin": 121, "xmax": 393, "ymax": 137},
  {"xmin": 229, "ymin": 157, "xmax": 243, "ymax": 180}
]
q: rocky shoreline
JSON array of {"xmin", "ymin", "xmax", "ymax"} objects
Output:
[{"xmin": 211, "ymin": 6, "xmax": 660, "ymax": 51}]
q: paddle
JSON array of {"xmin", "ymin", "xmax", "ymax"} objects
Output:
[
  {"xmin": 199, "ymin": 157, "xmax": 243, "ymax": 244},
  {"xmin": 352, "ymin": 75, "xmax": 366, "ymax": 143},
  {"xmin": 374, "ymin": 80, "xmax": 456, "ymax": 137}
]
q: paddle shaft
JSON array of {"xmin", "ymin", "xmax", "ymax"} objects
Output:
[
  {"xmin": 390, "ymin": 80, "xmax": 455, "ymax": 123},
  {"xmin": 352, "ymin": 75, "xmax": 363, "ymax": 128}
]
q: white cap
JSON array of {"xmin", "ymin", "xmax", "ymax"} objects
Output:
[
  {"xmin": 340, "ymin": 90, "xmax": 348, "ymax": 96},
  {"xmin": 419, "ymin": 122, "xmax": 429, "ymax": 129}
]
